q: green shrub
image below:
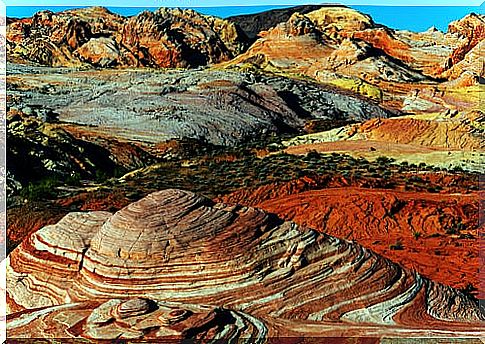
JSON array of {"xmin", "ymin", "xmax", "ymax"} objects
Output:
[
  {"xmin": 65, "ymin": 172, "xmax": 81, "ymax": 186},
  {"xmin": 20, "ymin": 177, "xmax": 59, "ymax": 201}
]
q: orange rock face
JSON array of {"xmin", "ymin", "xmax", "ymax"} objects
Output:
[
  {"xmin": 355, "ymin": 117, "xmax": 482, "ymax": 151},
  {"xmin": 447, "ymin": 13, "xmax": 485, "ymax": 67},
  {"xmin": 5, "ymin": 189, "xmax": 484, "ymax": 339}
]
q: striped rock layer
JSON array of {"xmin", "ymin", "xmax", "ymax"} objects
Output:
[
  {"xmin": 7, "ymin": 298, "xmax": 267, "ymax": 341},
  {"xmin": 5, "ymin": 189, "xmax": 484, "ymax": 338}
]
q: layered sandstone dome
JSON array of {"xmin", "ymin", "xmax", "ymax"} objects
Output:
[{"xmin": 6, "ymin": 189, "xmax": 484, "ymax": 338}]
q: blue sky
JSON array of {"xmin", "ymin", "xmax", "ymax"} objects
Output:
[{"xmin": 4, "ymin": 0, "xmax": 484, "ymax": 6}]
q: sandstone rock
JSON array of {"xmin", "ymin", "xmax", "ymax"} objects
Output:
[
  {"xmin": 7, "ymin": 6, "xmax": 249, "ymax": 68},
  {"xmin": 8, "ymin": 63, "xmax": 392, "ymax": 147},
  {"xmin": 228, "ymin": 6, "xmax": 429, "ymax": 85},
  {"xmin": 75, "ymin": 36, "xmax": 121, "ymax": 67},
  {"xmin": 283, "ymin": 115, "xmax": 483, "ymax": 155},
  {"xmin": 5, "ymin": 189, "xmax": 483, "ymax": 337},
  {"xmin": 218, "ymin": 177, "xmax": 482, "ymax": 294},
  {"xmin": 7, "ymin": 298, "xmax": 266, "ymax": 341},
  {"xmin": 305, "ymin": 6, "xmax": 374, "ymax": 32},
  {"xmin": 442, "ymin": 40, "xmax": 484, "ymax": 84},
  {"xmin": 447, "ymin": 13, "xmax": 485, "ymax": 67},
  {"xmin": 227, "ymin": 4, "xmax": 331, "ymax": 40},
  {"xmin": 6, "ymin": 111, "xmax": 118, "ymax": 194}
]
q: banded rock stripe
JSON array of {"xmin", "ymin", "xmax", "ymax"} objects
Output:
[
  {"xmin": 7, "ymin": 298, "xmax": 267, "ymax": 341},
  {"xmin": 5, "ymin": 189, "xmax": 484, "ymax": 338}
]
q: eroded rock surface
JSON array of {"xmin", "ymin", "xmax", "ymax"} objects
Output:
[
  {"xmin": 8, "ymin": 63, "xmax": 392, "ymax": 146},
  {"xmin": 7, "ymin": 298, "xmax": 267, "ymax": 341},
  {"xmin": 5, "ymin": 189, "xmax": 483, "ymax": 338},
  {"xmin": 7, "ymin": 7, "xmax": 249, "ymax": 68}
]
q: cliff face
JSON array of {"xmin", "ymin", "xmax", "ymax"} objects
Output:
[
  {"xmin": 5, "ymin": 189, "xmax": 483, "ymax": 339},
  {"xmin": 447, "ymin": 13, "xmax": 485, "ymax": 67},
  {"xmin": 7, "ymin": 6, "xmax": 249, "ymax": 68}
]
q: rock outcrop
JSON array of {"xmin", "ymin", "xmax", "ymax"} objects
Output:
[
  {"xmin": 6, "ymin": 109, "xmax": 117, "ymax": 195},
  {"xmin": 6, "ymin": 107, "xmax": 156, "ymax": 200},
  {"xmin": 446, "ymin": 13, "xmax": 485, "ymax": 68},
  {"xmin": 8, "ymin": 63, "xmax": 392, "ymax": 146},
  {"xmin": 7, "ymin": 6, "xmax": 249, "ymax": 68},
  {"xmin": 226, "ymin": 7, "xmax": 483, "ymax": 117},
  {"xmin": 5, "ymin": 189, "xmax": 483, "ymax": 338},
  {"xmin": 227, "ymin": 6, "xmax": 430, "ymax": 85},
  {"xmin": 281, "ymin": 113, "xmax": 484, "ymax": 172},
  {"xmin": 8, "ymin": 299, "xmax": 266, "ymax": 341},
  {"xmin": 228, "ymin": 4, "xmax": 331, "ymax": 40}
]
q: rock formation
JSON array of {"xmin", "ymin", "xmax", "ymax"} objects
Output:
[
  {"xmin": 7, "ymin": 6, "xmax": 249, "ymax": 68},
  {"xmin": 227, "ymin": 4, "xmax": 330, "ymax": 40},
  {"xmin": 7, "ymin": 299, "xmax": 266, "ymax": 341},
  {"xmin": 6, "ymin": 109, "xmax": 117, "ymax": 196},
  {"xmin": 446, "ymin": 13, "xmax": 485, "ymax": 68},
  {"xmin": 281, "ymin": 113, "xmax": 484, "ymax": 172},
  {"xmin": 8, "ymin": 63, "xmax": 392, "ymax": 147},
  {"xmin": 5, "ymin": 189, "xmax": 483, "ymax": 338},
  {"xmin": 5, "ymin": 107, "xmax": 157, "ymax": 200},
  {"xmin": 226, "ymin": 7, "xmax": 484, "ymax": 116},
  {"xmin": 227, "ymin": 6, "xmax": 430, "ymax": 85}
]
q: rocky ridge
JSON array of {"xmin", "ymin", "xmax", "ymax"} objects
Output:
[{"xmin": 7, "ymin": 6, "xmax": 249, "ymax": 68}]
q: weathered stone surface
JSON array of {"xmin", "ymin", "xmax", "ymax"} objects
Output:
[
  {"xmin": 5, "ymin": 189, "xmax": 483, "ymax": 338},
  {"xmin": 7, "ymin": 63, "xmax": 392, "ymax": 146},
  {"xmin": 446, "ymin": 13, "xmax": 485, "ymax": 68},
  {"xmin": 7, "ymin": 6, "xmax": 249, "ymax": 68},
  {"xmin": 7, "ymin": 298, "xmax": 266, "ymax": 341}
]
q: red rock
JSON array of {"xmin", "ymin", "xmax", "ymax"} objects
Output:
[
  {"xmin": 219, "ymin": 181, "xmax": 481, "ymax": 293},
  {"xmin": 447, "ymin": 13, "xmax": 485, "ymax": 67}
]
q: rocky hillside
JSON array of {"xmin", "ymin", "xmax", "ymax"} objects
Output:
[
  {"xmin": 8, "ymin": 63, "xmax": 392, "ymax": 147},
  {"xmin": 6, "ymin": 106, "xmax": 157, "ymax": 200},
  {"xmin": 227, "ymin": 4, "xmax": 332, "ymax": 40},
  {"xmin": 7, "ymin": 6, "xmax": 249, "ymax": 68},
  {"xmin": 226, "ymin": 7, "xmax": 484, "ymax": 111},
  {"xmin": 6, "ymin": 189, "xmax": 483, "ymax": 339}
]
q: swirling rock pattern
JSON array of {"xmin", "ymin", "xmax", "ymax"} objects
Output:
[
  {"xmin": 7, "ymin": 298, "xmax": 267, "ymax": 341},
  {"xmin": 5, "ymin": 189, "xmax": 484, "ymax": 338}
]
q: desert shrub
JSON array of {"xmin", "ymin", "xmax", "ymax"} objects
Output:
[
  {"xmin": 95, "ymin": 169, "xmax": 109, "ymax": 182},
  {"xmin": 20, "ymin": 177, "xmax": 59, "ymax": 201},
  {"xmin": 305, "ymin": 150, "xmax": 321, "ymax": 160},
  {"xmin": 376, "ymin": 156, "xmax": 394, "ymax": 166},
  {"xmin": 65, "ymin": 172, "xmax": 81, "ymax": 186},
  {"xmin": 389, "ymin": 240, "xmax": 404, "ymax": 250}
]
